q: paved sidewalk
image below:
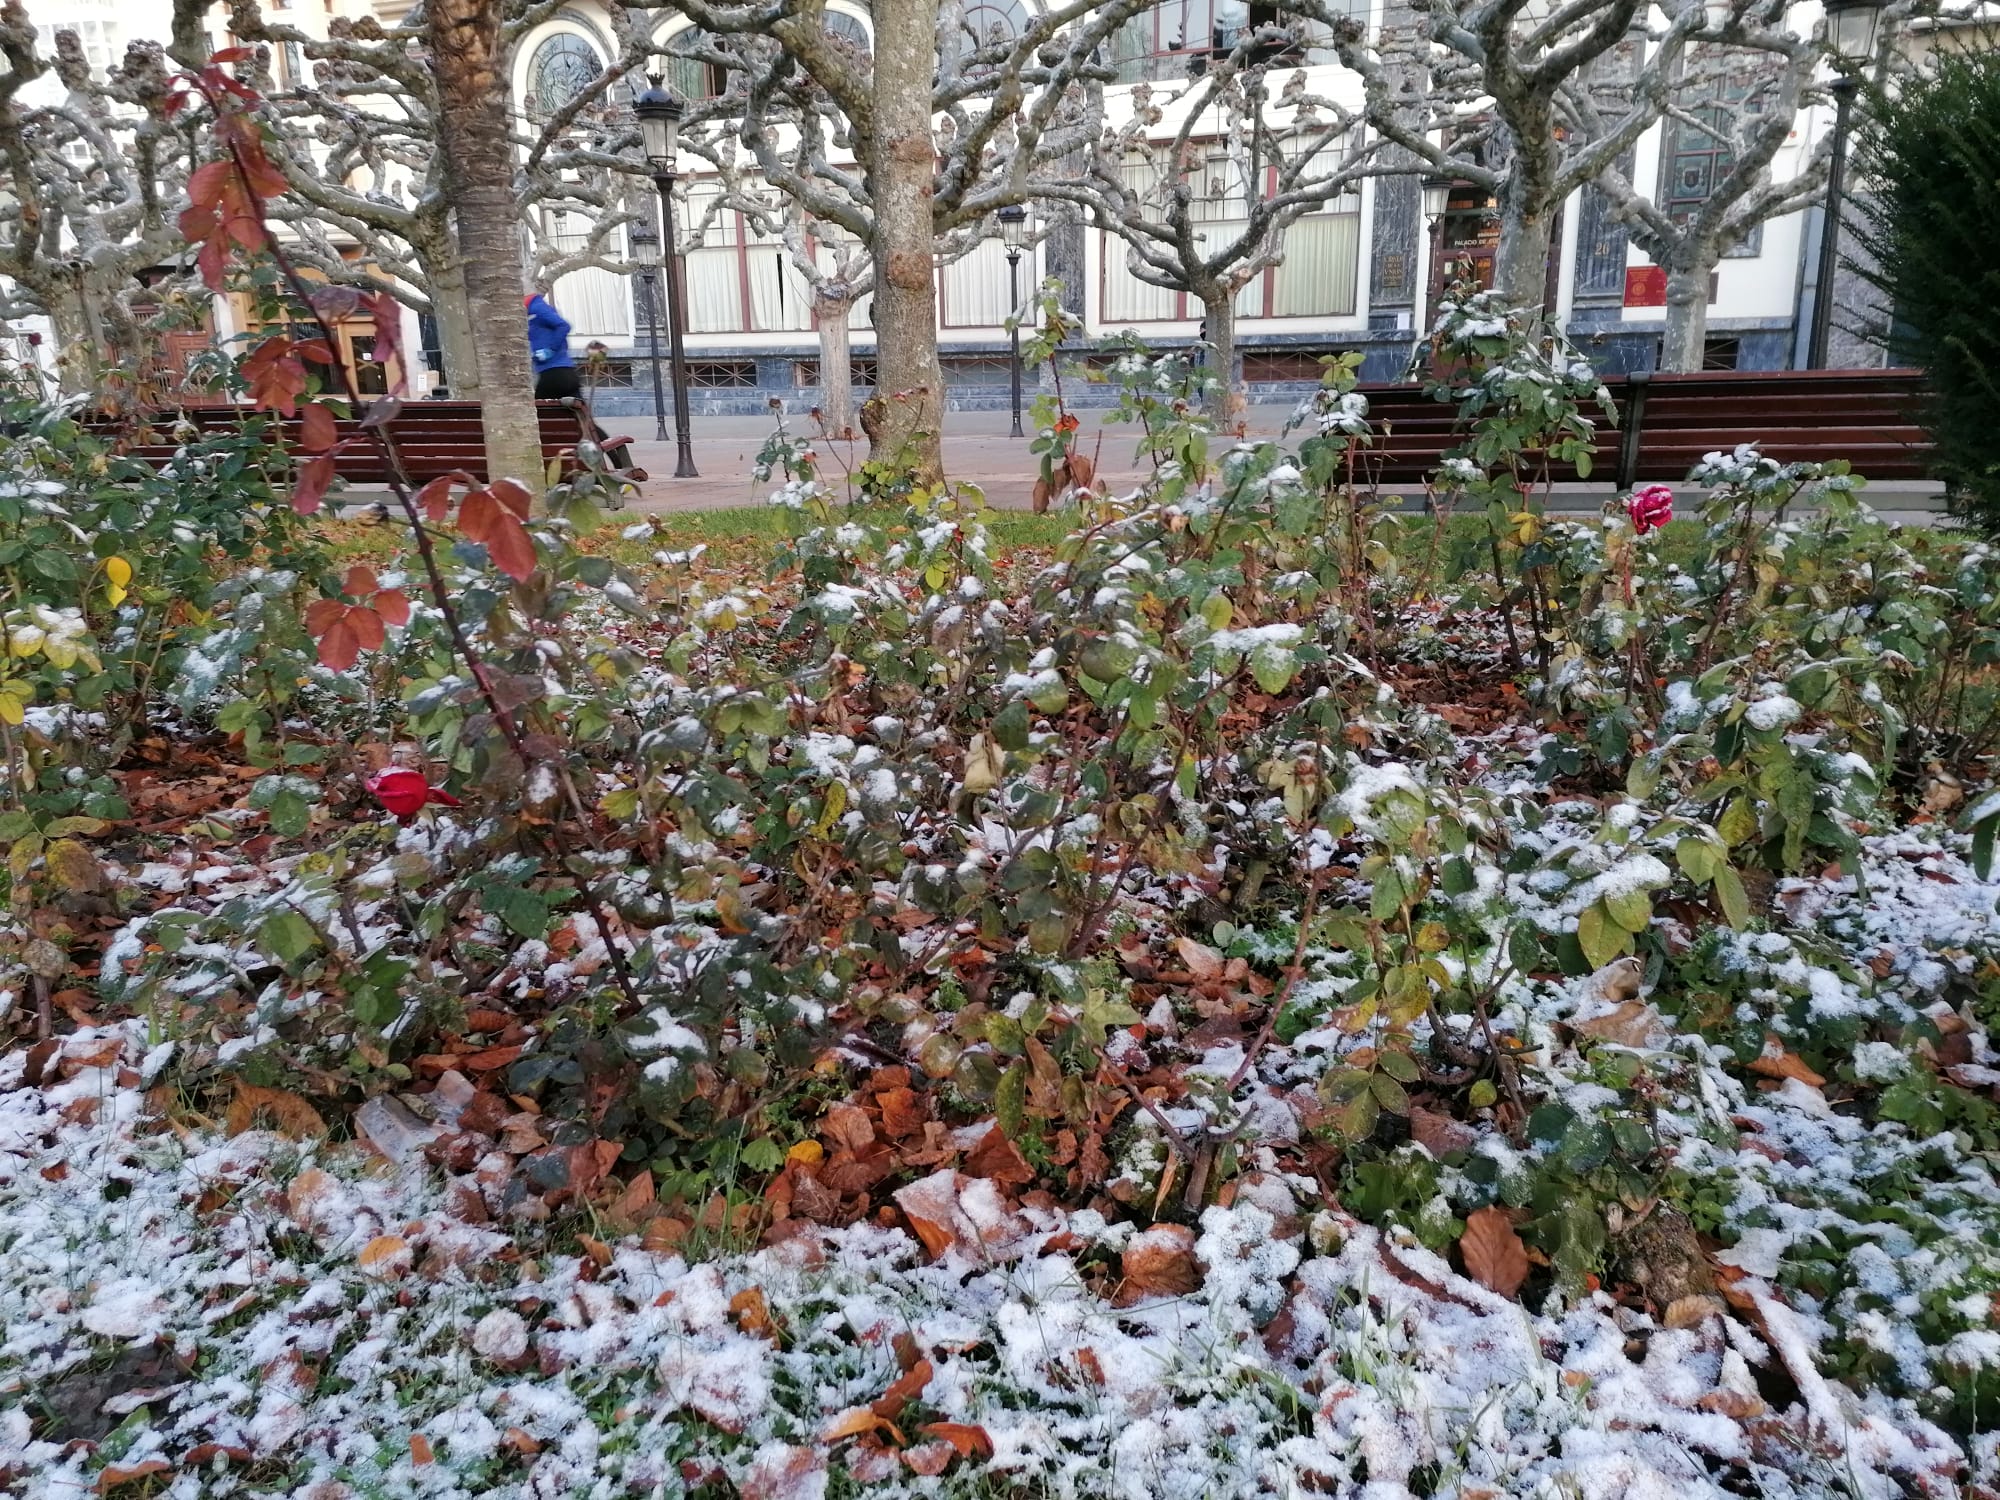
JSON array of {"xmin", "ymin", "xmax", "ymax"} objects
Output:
[
  {"xmin": 606, "ymin": 404, "xmax": 1949, "ymax": 524},
  {"xmin": 614, "ymin": 404, "xmax": 1303, "ymax": 513}
]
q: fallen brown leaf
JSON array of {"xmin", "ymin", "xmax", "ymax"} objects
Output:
[
  {"xmin": 1459, "ymin": 1206, "xmax": 1530, "ymax": 1299},
  {"xmin": 731, "ymin": 1286, "xmax": 778, "ymax": 1340},
  {"xmin": 1747, "ymin": 1034, "xmax": 1826, "ymax": 1088},
  {"xmin": 871, "ymin": 1357, "xmax": 933, "ymax": 1421},
  {"xmin": 97, "ymin": 1460, "xmax": 172, "ymax": 1492},
  {"xmin": 1121, "ymin": 1223, "xmax": 1201, "ymax": 1301},
  {"xmin": 225, "ymin": 1083, "xmax": 326, "ymax": 1140},
  {"xmin": 921, "ymin": 1422, "xmax": 994, "ymax": 1459}
]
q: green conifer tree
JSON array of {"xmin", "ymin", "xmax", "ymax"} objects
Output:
[{"xmin": 1853, "ymin": 53, "xmax": 2000, "ymax": 531}]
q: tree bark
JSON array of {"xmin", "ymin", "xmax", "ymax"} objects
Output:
[
  {"xmin": 814, "ymin": 292, "xmax": 857, "ymax": 437},
  {"xmin": 1659, "ymin": 265, "xmax": 1709, "ymax": 373},
  {"xmin": 426, "ymin": 0, "xmax": 543, "ymax": 484},
  {"xmin": 1200, "ymin": 287, "xmax": 1242, "ymax": 425},
  {"xmin": 429, "ymin": 269, "xmax": 482, "ymax": 395},
  {"xmin": 42, "ymin": 285, "xmax": 95, "ymax": 396},
  {"xmin": 865, "ymin": 0, "xmax": 946, "ymax": 484},
  {"xmin": 1493, "ymin": 182, "xmax": 1556, "ymax": 313}
]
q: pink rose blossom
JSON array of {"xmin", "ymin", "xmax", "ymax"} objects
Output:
[{"xmin": 1627, "ymin": 484, "xmax": 1673, "ymax": 534}]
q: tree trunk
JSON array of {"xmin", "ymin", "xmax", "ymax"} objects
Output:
[
  {"xmin": 423, "ymin": 243, "xmax": 482, "ymax": 395},
  {"xmin": 426, "ymin": 0, "xmax": 543, "ymax": 486},
  {"xmin": 1659, "ymin": 266, "xmax": 1709, "ymax": 373},
  {"xmin": 1493, "ymin": 188, "xmax": 1556, "ymax": 314},
  {"xmin": 865, "ymin": 0, "xmax": 946, "ymax": 484},
  {"xmin": 43, "ymin": 286, "xmax": 96, "ymax": 396},
  {"xmin": 815, "ymin": 292, "xmax": 856, "ymax": 437},
  {"xmin": 1200, "ymin": 287, "xmax": 1242, "ymax": 426}
]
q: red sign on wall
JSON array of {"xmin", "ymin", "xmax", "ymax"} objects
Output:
[{"xmin": 1623, "ymin": 266, "xmax": 1667, "ymax": 307}]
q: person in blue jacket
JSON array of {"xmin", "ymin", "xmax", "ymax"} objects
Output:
[
  {"xmin": 524, "ymin": 288, "xmax": 642, "ymax": 485},
  {"xmin": 526, "ymin": 290, "xmax": 579, "ymax": 399}
]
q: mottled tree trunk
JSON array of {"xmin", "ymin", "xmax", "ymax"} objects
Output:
[
  {"xmin": 1199, "ymin": 287, "xmax": 1242, "ymax": 425},
  {"xmin": 1493, "ymin": 177, "xmax": 1557, "ymax": 314},
  {"xmin": 426, "ymin": 0, "xmax": 543, "ymax": 485},
  {"xmin": 413, "ymin": 224, "xmax": 481, "ymax": 395},
  {"xmin": 42, "ymin": 286, "xmax": 96, "ymax": 396},
  {"xmin": 1660, "ymin": 265, "xmax": 1709, "ymax": 373},
  {"xmin": 866, "ymin": 0, "xmax": 946, "ymax": 484},
  {"xmin": 814, "ymin": 292, "xmax": 857, "ymax": 437}
]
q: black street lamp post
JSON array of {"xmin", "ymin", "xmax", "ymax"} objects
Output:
[
  {"xmin": 634, "ymin": 73, "xmax": 699, "ymax": 478},
  {"xmin": 1807, "ymin": 0, "xmax": 1885, "ymax": 370},
  {"xmin": 999, "ymin": 204, "xmax": 1027, "ymax": 439},
  {"xmin": 628, "ymin": 222, "xmax": 671, "ymax": 443},
  {"xmin": 1418, "ymin": 173, "xmax": 1453, "ymax": 348}
]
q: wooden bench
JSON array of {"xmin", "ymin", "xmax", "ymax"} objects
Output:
[
  {"xmin": 1311, "ymin": 367, "xmax": 1931, "ymax": 491},
  {"xmin": 1611, "ymin": 368, "xmax": 1930, "ymax": 486},
  {"xmin": 85, "ymin": 399, "xmax": 639, "ymax": 487}
]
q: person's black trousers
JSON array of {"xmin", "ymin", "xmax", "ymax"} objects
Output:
[{"xmin": 533, "ymin": 367, "xmax": 635, "ymax": 474}]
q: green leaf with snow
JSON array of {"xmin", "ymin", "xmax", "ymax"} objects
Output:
[{"xmin": 1577, "ymin": 904, "xmax": 1625, "ymax": 970}]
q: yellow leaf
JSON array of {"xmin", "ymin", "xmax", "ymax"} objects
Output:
[
  {"xmin": 104, "ymin": 557, "xmax": 132, "ymax": 588},
  {"xmin": 786, "ymin": 1139, "xmax": 825, "ymax": 1166},
  {"xmin": 0, "ymin": 692, "xmax": 23, "ymax": 726}
]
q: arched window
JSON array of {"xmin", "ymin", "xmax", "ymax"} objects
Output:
[
  {"xmin": 825, "ymin": 10, "xmax": 871, "ymax": 52},
  {"xmin": 662, "ymin": 26, "xmax": 726, "ymax": 100},
  {"xmin": 957, "ymin": 0, "xmax": 1027, "ymax": 55},
  {"xmin": 527, "ymin": 33, "xmax": 601, "ymax": 116}
]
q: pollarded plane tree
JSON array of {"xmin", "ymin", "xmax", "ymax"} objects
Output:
[
  {"xmin": 1331, "ymin": 0, "xmax": 1695, "ymax": 314},
  {"xmin": 663, "ymin": 16, "xmax": 1026, "ymax": 439},
  {"xmin": 645, "ymin": 0, "xmax": 1157, "ymax": 481},
  {"xmin": 1049, "ymin": 1, "xmax": 1376, "ymax": 418},
  {"xmin": 215, "ymin": 0, "xmax": 653, "ymax": 389},
  {"xmin": 1572, "ymin": 0, "xmax": 1907, "ymax": 371},
  {"xmin": 0, "ymin": 6, "xmax": 200, "ymax": 396}
]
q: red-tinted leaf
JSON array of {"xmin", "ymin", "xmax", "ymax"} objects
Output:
[
  {"xmin": 315, "ymin": 612, "xmax": 362, "ymax": 671},
  {"xmin": 292, "ymin": 454, "xmax": 336, "ymax": 514},
  {"xmin": 242, "ymin": 335, "xmax": 307, "ymax": 416},
  {"xmin": 362, "ymin": 293, "xmax": 407, "ymax": 396},
  {"xmin": 299, "ymin": 403, "xmax": 337, "ymax": 453},
  {"xmin": 186, "ymin": 160, "xmax": 234, "ymax": 212},
  {"xmin": 342, "ymin": 565, "xmax": 380, "ymax": 599},
  {"xmin": 372, "ymin": 589, "xmax": 411, "ymax": 627},
  {"xmin": 490, "ymin": 477, "xmax": 534, "ymax": 521},
  {"xmin": 458, "ymin": 487, "xmax": 500, "ymax": 545},
  {"xmin": 209, "ymin": 45, "xmax": 253, "ymax": 62},
  {"xmin": 414, "ymin": 474, "xmax": 464, "ymax": 522},
  {"xmin": 295, "ymin": 340, "xmax": 336, "ymax": 365},
  {"xmin": 304, "ymin": 598, "xmax": 346, "ymax": 636},
  {"xmin": 485, "ymin": 513, "xmax": 537, "ymax": 581},
  {"xmin": 348, "ymin": 605, "xmax": 387, "ymax": 652}
]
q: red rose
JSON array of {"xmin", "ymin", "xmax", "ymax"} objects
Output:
[
  {"xmin": 365, "ymin": 767, "xmax": 461, "ymax": 823},
  {"xmin": 1627, "ymin": 484, "xmax": 1673, "ymax": 534}
]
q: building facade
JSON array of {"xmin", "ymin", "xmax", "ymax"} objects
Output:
[{"xmin": 4, "ymin": 0, "xmax": 1883, "ymax": 409}]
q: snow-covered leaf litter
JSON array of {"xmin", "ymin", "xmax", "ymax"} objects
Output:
[{"xmin": 0, "ymin": 1015, "xmax": 1986, "ymax": 1500}]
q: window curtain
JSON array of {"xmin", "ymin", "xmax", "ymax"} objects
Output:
[
  {"xmin": 748, "ymin": 247, "xmax": 813, "ymax": 332},
  {"xmin": 1101, "ymin": 236, "xmax": 1179, "ymax": 323},
  {"xmin": 549, "ymin": 219, "xmax": 632, "ymax": 340},
  {"xmin": 1270, "ymin": 212, "xmax": 1360, "ymax": 317},
  {"xmin": 941, "ymin": 239, "xmax": 1012, "ymax": 327},
  {"xmin": 685, "ymin": 247, "xmax": 746, "ymax": 333}
]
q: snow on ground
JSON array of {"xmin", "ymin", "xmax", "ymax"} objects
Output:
[{"xmin": 0, "ymin": 1020, "xmax": 1982, "ymax": 1500}]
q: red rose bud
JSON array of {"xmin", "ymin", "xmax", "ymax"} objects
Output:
[
  {"xmin": 365, "ymin": 767, "xmax": 461, "ymax": 823},
  {"xmin": 1626, "ymin": 484, "xmax": 1674, "ymax": 535}
]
